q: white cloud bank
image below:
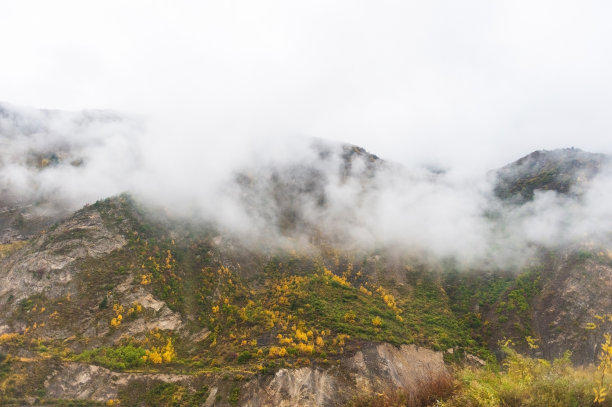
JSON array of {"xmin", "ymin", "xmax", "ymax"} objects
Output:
[
  {"xmin": 1, "ymin": 1, "xmax": 612, "ymax": 267},
  {"xmin": 1, "ymin": 1, "xmax": 612, "ymax": 170},
  {"xmin": 2, "ymin": 104, "xmax": 612, "ymax": 271}
]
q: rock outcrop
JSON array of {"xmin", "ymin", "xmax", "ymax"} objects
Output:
[
  {"xmin": 0, "ymin": 209, "xmax": 125, "ymax": 304},
  {"xmin": 243, "ymin": 343, "xmax": 449, "ymax": 407}
]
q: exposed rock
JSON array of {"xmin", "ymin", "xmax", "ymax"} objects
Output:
[
  {"xmin": 243, "ymin": 343, "xmax": 449, "ymax": 407},
  {"xmin": 36, "ymin": 343, "xmax": 449, "ymax": 406},
  {"xmin": 44, "ymin": 362, "xmax": 191, "ymax": 401},
  {"xmin": 244, "ymin": 368, "xmax": 337, "ymax": 407},
  {"xmin": 465, "ymin": 353, "xmax": 486, "ymax": 367},
  {"xmin": 0, "ymin": 209, "xmax": 126, "ymax": 304},
  {"xmin": 190, "ymin": 328, "xmax": 211, "ymax": 343},
  {"xmin": 533, "ymin": 256, "xmax": 612, "ymax": 364},
  {"xmin": 342, "ymin": 343, "xmax": 449, "ymax": 404},
  {"xmin": 122, "ymin": 311, "xmax": 183, "ymax": 336},
  {"xmin": 203, "ymin": 387, "xmax": 218, "ymax": 407},
  {"xmin": 118, "ymin": 288, "xmax": 184, "ymax": 335},
  {"xmin": 0, "ymin": 142, "xmax": 610, "ymax": 405}
]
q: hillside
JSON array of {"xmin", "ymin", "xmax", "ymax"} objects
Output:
[
  {"xmin": 0, "ymin": 195, "xmax": 467, "ymax": 405},
  {"xmin": 0, "ymin": 144, "xmax": 611, "ymax": 406}
]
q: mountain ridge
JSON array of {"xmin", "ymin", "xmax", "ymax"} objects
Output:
[{"xmin": 0, "ymin": 141, "xmax": 611, "ymax": 405}]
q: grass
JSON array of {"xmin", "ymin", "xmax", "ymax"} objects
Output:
[
  {"xmin": 346, "ymin": 342, "xmax": 611, "ymax": 407},
  {"xmin": 117, "ymin": 380, "xmax": 210, "ymax": 407},
  {"xmin": 72, "ymin": 344, "xmax": 147, "ymax": 370},
  {"xmin": 0, "ymin": 240, "xmax": 28, "ymax": 258},
  {"xmin": 440, "ymin": 345, "xmax": 609, "ymax": 407}
]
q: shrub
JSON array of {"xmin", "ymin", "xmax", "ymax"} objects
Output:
[
  {"xmin": 237, "ymin": 351, "xmax": 252, "ymax": 363},
  {"xmin": 74, "ymin": 345, "xmax": 146, "ymax": 370},
  {"xmin": 440, "ymin": 343, "xmax": 605, "ymax": 407},
  {"xmin": 229, "ymin": 385, "xmax": 240, "ymax": 404}
]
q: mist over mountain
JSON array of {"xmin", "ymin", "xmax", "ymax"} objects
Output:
[
  {"xmin": 1, "ymin": 104, "xmax": 612, "ymax": 405},
  {"xmin": 2, "ymin": 2, "xmax": 612, "ymax": 404},
  {"xmin": 2, "ymin": 104, "xmax": 612, "ymax": 270}
]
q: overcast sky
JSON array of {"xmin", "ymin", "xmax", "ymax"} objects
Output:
[{"xmin": 1, "ymin": 1, "xmax": 611, "ymax": 171}]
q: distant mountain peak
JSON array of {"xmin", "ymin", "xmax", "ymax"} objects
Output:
[{"xmin": 494, "ymin": 148, "xmax": 609, "ymax": 202}]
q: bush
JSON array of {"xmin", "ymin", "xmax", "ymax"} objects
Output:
[
  {"xmin": 440, "ymin": 345, "xmax": 606, "ymax": 407},
  {"xmin": 237, "ymin": 351, "xmax": 252, "ymax": 363},
  {"xmin": 229, "ymin": 385, "xmax": 240, "ymax": 404},
  {"xmin": 74, "ymin": 345, "xmax": 146, "ymax": 370},
  {"xmin": 0, "ymin": 352, "xmax": 10, "ymax": 379}
]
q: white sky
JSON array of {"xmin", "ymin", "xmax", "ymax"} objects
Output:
[{"xmin": 1, "ymin": 0, "xmax": 611, "ymax": 171}]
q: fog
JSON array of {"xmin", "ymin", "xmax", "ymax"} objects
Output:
[
  {"xmin": 2, "ymin": 1, "xmax": 612, "ymax": 168},
  {"xmin": 1, "ymin": 103, "xmax": 612, "ymax": 270},
  {"xmin": 1, "ymin": 1, "xmax": 612, "ymax": 267}
]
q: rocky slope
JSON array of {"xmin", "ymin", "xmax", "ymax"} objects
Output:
[
  {"xmin": 0, "ymin": 144, "xmax": 611, "ymax": 405},
  {"xmin": 39, "ymin": 343, "xmax": 448, "ymax": 407},
  {"xmin": 0, "ymin": 195, "xmax": 459, "ymax": 405}
]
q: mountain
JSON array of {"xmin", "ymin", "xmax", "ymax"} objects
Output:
[
  {"xmin": 493, "ymin": 147, "xmax": 609, "ymax": 203},
  {"xmin": 0, "ymin": 111, "xmax": 611, "ymax": 406},
  {"xmin": 0, "ymin": 195, "xmax": 462, "ymax": 405}
]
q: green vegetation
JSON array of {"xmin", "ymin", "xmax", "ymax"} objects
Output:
[
  {"xmin": 118, "ymin": 381, "xmax": 209, "ymax": 407},
  {"xmin": 73, "ymin": 344, "xmax": 147, "ymax": 370},
  {"xmin": 3, "ymin": 194, "xmax": 610, "ymax": 405},
  {"xmin": 444, "ymin": 265, "xmax": 544, "ymax": 355},
  {"xmin": 492, "ymin": 149, "xmax": 603, "ymax": 202},
  {"xmin": 347, "ymin": 339, "xmax": 612, "ymax": 406},
  {"xmin": 440, "ymin": 342, "xmax": 610, "ymax": 407},
  {"xmin": 0, "ymin": 352, "xmax": 10, "ymax": 380},
  {"xmin": 229, "ymin": 385, "xmax": 240, "ymax": 404},
  {"xmin": 2, "ymin": 196, "xmax": 493, "ymax": 380},
  {"xmin": 492, "ymin": 269, "xmax": 541, "ymax": 321},
  {"xmin": 77, "ymin": 196, "xmax": 488, "ymax": 372}
]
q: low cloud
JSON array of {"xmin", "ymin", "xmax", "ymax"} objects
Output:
[{"xmin": 2, "ymin": 104, "xmax": 611, "ymax": 270}]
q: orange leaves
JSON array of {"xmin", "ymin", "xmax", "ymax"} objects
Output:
[
  {"xmin": 268, "ymin": 346, "xmax": 288, "ymax": 358},
  {"xmin": 294, "ymin": 329, "xmax": 308, "ymax": 343},
  {"xmin": 323, "ymin": 266, "xmax": 351, "ymax": 287},
  {"xmin": 344, "ymin": 311, "xmax": 356, "ymax": 323},
  {"xmin": 110, "ymin": 315, "xmax": 122, "ymax": 328},
  {"xmin": 110, "ymin": 303, "xmax": 124, "ymax": 328},
  {"xmin": 142, "ymin": 338, "xmax": 176, "ymax": 365},
  {"xmin": 0, "ymin": 333, "xmax": 19, "ymax": 343},
  {"xmin": 375, "ymin": 285, "xmax": 403, "ymax": 322},
  {"xmin": 359, "ymin": 285, "xmax": 372, "ymax": 296},
  {"xmin": 593, "ymin": 333, "xmax": 612, "ymax": 403},
  {"xmin": 140, "ymin": 273, "xmax": 152, "ymax": 285},
  {"xmin": 295, "ymin": 342, "xmax": 314, "ymax": 354},
  {"xmin": 127, "ymin": 302, "xmax": 143, "ymax": 316},
  {"xmin": 165, "ymin": 250, "xmax": 174, "ymax": 270}
]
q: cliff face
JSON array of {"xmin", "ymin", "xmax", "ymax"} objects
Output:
[
  {"xmin": 456, "ymin": 250, "xmax": 612, "ymax": 365},
  {"xmin": 532, "ymin": 254, "xmax": 612, "ymax": 364},
  {"xmin": 243, "ymin": 343, "xmax": 448, "ymax": 407},
  {"xmin": 39, "ymin": 343, "xmax": 448, "ymax": 406},
  {"xmin": 0, "ymin": 209, "xmax": 126, "ymax": 305}
]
